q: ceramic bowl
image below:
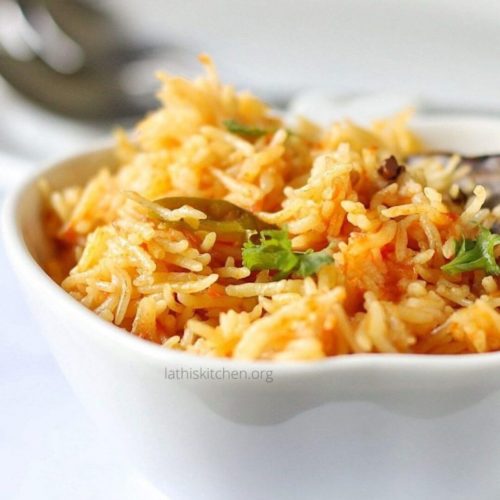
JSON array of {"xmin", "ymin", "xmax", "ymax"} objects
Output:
[{"xmin": 3, "ymin": 116, "xmax": 500, "ymax": 500}]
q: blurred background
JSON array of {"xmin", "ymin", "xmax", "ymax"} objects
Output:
[
  {"xmin": 1, "ymin": 1, "xmax": 498, "ymax": 498},
  {"xmin": 0, "ymin": 0, "xmax": 499, "ymax": 188}
]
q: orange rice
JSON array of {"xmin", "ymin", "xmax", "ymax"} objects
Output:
[{"xmin": 44, "ymin": 55, "xmax": 500, "ymax": 360}]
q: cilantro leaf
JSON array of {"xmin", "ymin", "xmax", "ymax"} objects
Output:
[
  {"xmin": 441, "ymin": 227, "xmax": 500, "ymax": 276},
  {"xmin": 296, "ymin": 250, "xmax": 335, "ymax": 277},
  {"xmin": 242, "ymin": 230, "xmax": 299, "ymax": 279},
  {"xmin": 223, "ymin": 120, "xmax": 269, "ymax": 138},
  {"xmin": 242, "ymin": 230, "xmax": 333, "ymax": 279}
]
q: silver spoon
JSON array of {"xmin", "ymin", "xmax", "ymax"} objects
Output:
[{"xmin": 0, "ymin": 0, "xmax": 198, "ymax": 120}]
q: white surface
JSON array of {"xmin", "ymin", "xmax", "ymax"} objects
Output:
[
  {"xmin": 0, "ymin": 198, "xmax": 168, "ymax": 499},
  {"xmin": 0, "ymin": 78, "xmax": 105, "ymax": 189},
  {"xmin": 3, "ymin": 118, "xmax": 500, "ymax": 500},
  {"xmin": 105, "ymin": 0, "xmax": 500, "ymax": 112}
]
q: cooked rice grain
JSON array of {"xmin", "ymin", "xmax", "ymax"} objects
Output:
[{"xmin": 45, "ymin": 55, "xmax": 500, "ymax": 360}]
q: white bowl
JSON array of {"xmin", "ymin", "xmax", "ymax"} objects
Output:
[{"xmin": 3, "ymin": 116, "xmax": 500, "ymax": 500}]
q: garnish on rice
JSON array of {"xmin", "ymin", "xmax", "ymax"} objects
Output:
[
  {"xmin": 242, "ymin": 229, "xmax": 333, "ymax": 279},
  {"xmin": 223, "ymin": 120, "xmax": 270, "ymax": 138},
  {"xmin": 441, "ymin": 227, "xmax": 500, "ymax": 276}
]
